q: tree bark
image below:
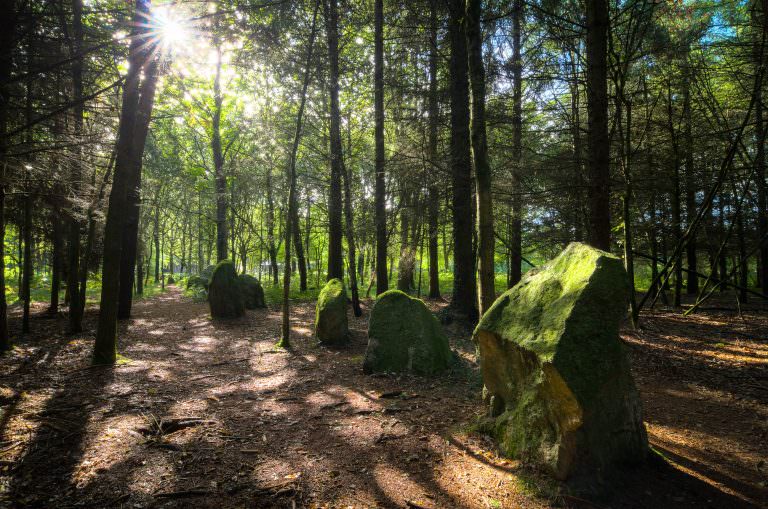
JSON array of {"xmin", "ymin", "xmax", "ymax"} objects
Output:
[
  {"xmin": 427, "ymin": 0, "xmax": 441, "ymax": 299},
  {"xmin": 448, "ymin": 0, "xmax": 477, "ymax": 319},
  {"xmin": 280, "ymin": 0, "xmax": 319, "ymax": 347},
  {"xmin": 66, "ymin": 0, "xmax": 84, "ymax": 332},
  {"xmin": 374, "ymin": 0, "xmax": 389, "ymax": 295},
  {"xmin": 266, "ymin": 163, "xmax": 278, "ymax": 284},
  {"xmin": 510, "ymin": 0, "xmax": 523, "ymax": 286},
  {"xmin": 93, "ymin": 0, "xmax": 153, "ymax": 364},
  {"xmin": 0, "ymin": 0, "xmax": 14, "ymax": 350},
  {"xmin": 118, "ymin": 57, "xmax": 159, "ymax": 319},
  {"xmin": 291, "ymin": 205, "xmax": 307, "ymax": 291},
  {"xmin": 22, "ymin": 185, "xmax": 32, "ymax": 333},
  {"xmin": 682, "ymin": 52, "xmax": 698, "ymax": 294},
  {"xmin": 755, "ymin": 0, "xmax": 768, "ymax": 290},
  {"xmin": 325, "ymin": 0, "xmax": 344, "ymax": 281},
  {"xmin": 342, "ymin": 160, "xmax": 362, "ymax": 316},
  {"xmin": 585, "ymin": 0, "xmax": 611, "ymax": 250},
  {"xmin": 48, "ymin": 214, "xmax": 62, "ymax": 314},
  {"xmin": 667, "ymin": 85, "xmax": 683, "ymax": 307},
  {"xmin": 467, "ymin": 0, "xmax": 495, "ymax": 314},
  {"xmin": 154, "ymin": 198, "xmax": 160, "ymax": 282},
  {"xmin": 212, "ymin": 29, "xmax": 228, "ymax": 262}
]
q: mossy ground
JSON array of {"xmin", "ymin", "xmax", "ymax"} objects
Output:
[{"xmin": 0, "ymin": 285, "xmax": 763, "ymax": 508}]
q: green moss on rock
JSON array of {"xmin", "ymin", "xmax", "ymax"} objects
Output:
[
  {"xmin": 186, "ymin": 275, "xmax": 208, "ymax": 290},
  {"xmin": 315, "ymin": 278, "xmax": 349, "ymax": 345},
  {"xmin": 473, "ymin": 242, "xmax": 647, "ymax": 481},
  {"xmin": 238, "ymin": 274, "xmax": 266, "ymax": 309},
  {"xmin": 208, "ymin": 260, "xmax": 245, "ymax": 319},
  {"xmin": 364, "ymin": 290, "xmax": 452, "ymax": 375}
]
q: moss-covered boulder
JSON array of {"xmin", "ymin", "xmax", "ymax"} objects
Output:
[
  {"xmin": 200, "ymin": 264, "xmax": 216, "ymax": 281},
  {"xmin": 364, "ymin": 290, "xmax": 452, "ymax": 375},
  {"xmin": 473, "ymin": 242, "xmax": 647, "ymax": 482},
  {"xmin": 315, "ymin": 278, "xmax": 349, "ymax": 345},
  {"xmin": 186, "ymin": 275, "xmax": 208, "ymax": 290},
  {"xmin": 208, "ymin": 260, "xmax": 245, "ymax": 319},
  {"xmin": 238, "ymin": 274, "xmax": 266, "ymax": 309}
]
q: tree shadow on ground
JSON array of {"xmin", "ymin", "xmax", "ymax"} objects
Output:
[{"xmin": 2, "ymin": 287, "xmax": 765, "ymax": 508}]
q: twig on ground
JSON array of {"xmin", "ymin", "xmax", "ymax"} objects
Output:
[{"xmin": 154, "ymin": 488, "xmax": 212, "ymax": 498}]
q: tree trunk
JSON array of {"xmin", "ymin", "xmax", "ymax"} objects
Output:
[
  {"xmin": 266, "ymin": 164, "xmax": 279, "ymax": 285},
  {"xmin": 0, "ymin": 0, "xmax": 13, "ymax": 350},
  {"xmin": 374, "ymin": 0, "xmax": 388, "ymax": 295},
  {"xmin": 427, "ymin": 0, "xmax": 441, "ymax": 299},
  {"xmin": 48, "ymin": 214, "xmax": 62, "ymax": 314},
  {"xmin": 212, "ymin": 36, "xmax": 228, "ymax": 263},
  {"xmin": 280, "ymin": 0, "xmax": 319, "ymax": 347},
  {"xmin": 342, "ymin": 160, "xmax": 362, "ymax": 316},
  {"xmin": 118, "ymin": 58, "xmax": 159, "ymax": 319},
  {"xmin": 325, "ymin": 0, "xmax": 345, "ymax": 281},
  {"xmin": 80, "ymin": 151, "xmax": 113, "ymax": 312},
  {"xmin": 93, "ymin": 0, "xmax": 153, "ymax": 364},
  {"xmin": 683, "ymin": 53, "xmax": 698, "ymax": 295},
  {"xmin": 154, "ymin": 200, "xmax": 160, "ymax": 283},
  {"xmin": 397, "ymin": 191, "xmax": 412, "ymax": 291},
  {"xmin": 67, "ymin": 0, "xmax": 84, "ymax": 332},
  {"xmin": 510, "ymin": 0, "xmax": 524, "ymax": 286},
  {"xmin": 448, "ymin": 0, "xmax": 477, "ymax": 320},
  {"xmin": 585, "ymin": 0, "xmax": 611, "ymax": 250},
  {"xmin": 22, "ymin": 189, "xmax": 32, "ymax": 333},
  {"xmin": 136, "ymin": 244, "xmax": 144, "ymax": 295},
  {"xmin": 737, "ymin": 206, "xmax": 748, "ymax": 302},
  {"xmin": 755, "ymin": 0, "xmax": 768, "ymax": 290},
  {"xmin": 667, "ymin": 85, "xmax": 683, "ymax": 307},
  {"xmin": 467, "ymin": 0, "xmax": 495, "ymax": 315},
  {"xmin": 291, "ymin": 205, "xmax": 307, "ymax": 291}
]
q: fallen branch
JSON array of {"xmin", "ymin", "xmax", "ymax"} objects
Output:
[
  {"xmin": 210, "ymin": 357, "xmax": 249, "ymax": 367},
  {"xmin": 139, "ymin": 417, "xmax": 216, "ymax": 436}
]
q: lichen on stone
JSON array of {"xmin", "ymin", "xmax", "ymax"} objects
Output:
[
  {"xmin": 315, "ymin": 278, "xmax": 349, "ymax": 345},
  {"xmin": 473, "ymin": 242, "xmax": 647, "ymax": 481},
  {"xmin": 238, "ymin": 274, "xmax": 266, "ymax": 309},
  {"xmin": 207, "ymin": 260, "xmax": 245, "ymax": 319},
  {"xmin": 364, "ymin": 290, "xmax": 452, "ymax": 375}
]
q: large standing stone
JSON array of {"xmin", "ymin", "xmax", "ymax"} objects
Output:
[
  {"xmin": 200, "ymin": 264, "xmax": 217, "ymax": 285},
  {"xmin": 208, "ymin": 260, "xmax": 245, "ymax": 319},
  {"xmin": 238, "ymin": 274, "xmax": 266, "ymax": 309},
  {"xmin": 186, "ymin": 275, "xmax": 207, "ymax": 291},
  {"xmin": 315, "ymin": 278, "xmax": 349, "ymax": 345},
  {"xmin": 364, "ymin": 290, "xmax": 452, "ymax": 375},
  {"xmin": 473, "ymin": 242, "xmax": 647, "ymax": 481}
]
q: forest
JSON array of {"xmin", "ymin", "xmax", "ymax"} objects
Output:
[{"xmin": 0, "ymin": 0, "xmax": 766, "ymax": 507}]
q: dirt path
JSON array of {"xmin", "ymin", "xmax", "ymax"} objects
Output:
[{"xmin": 0, "ymin": 287, "xmax": 765, "ymax": 508}]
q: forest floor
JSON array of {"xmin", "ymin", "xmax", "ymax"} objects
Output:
[{"xmin": 0, "ymin": 286, "xmax": 766, "ymax": 509}]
